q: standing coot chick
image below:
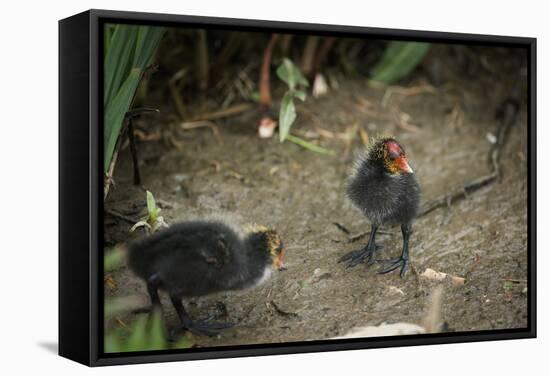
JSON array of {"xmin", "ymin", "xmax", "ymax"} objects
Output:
[
  {"xmin": 339, "ymin": 137, "xmax": 420, "ymax": 277},
  {"xmin": 128, "ymin": 220, "xmax": 286, "ymax": 336}
]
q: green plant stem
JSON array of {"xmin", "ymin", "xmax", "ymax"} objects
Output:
[{"xmin": 285, "ymin": 134, "xmax": 335, "ymax": 155}]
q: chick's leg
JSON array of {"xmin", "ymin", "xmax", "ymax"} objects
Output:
[
  {"xmin": 147, "ymin": 274, "xmax": 162, "ymax": 307},
  {"xmin": 169, "ymin": 296, "xmax": 235, "ymax": 338},
  {"xmin": 378, "ymin": 223, "xmax": 411, "ymax": 278},
  {"xmin": 339, "ymin": 223, "xmax": 383, "ymax": 268},
  {"xmin": 132, "ymin": 273, "xmax": 162, "ymax": 314}
]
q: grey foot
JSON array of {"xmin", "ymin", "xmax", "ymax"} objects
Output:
[
  {"xmin": 378, "ymin": 257, "xmax": 409, "ymax": 278},
  {"xmin": 339, "ymin": 244, "xmax": 383, "ymax": 268}
]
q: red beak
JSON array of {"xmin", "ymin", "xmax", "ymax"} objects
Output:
[{"xmin": 397, "ymin": 156, "xmax": 414, "ymax": 173}]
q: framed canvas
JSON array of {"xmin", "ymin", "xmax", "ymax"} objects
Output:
[{"xmin": 59, "ymin": 9, "xmax": 536, "ymax": 366}]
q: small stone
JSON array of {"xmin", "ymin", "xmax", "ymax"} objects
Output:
[
  {"xmin": 170, "ymin": 173, "xmax": 190, "ymax": 182},
  {"xmin": 311, "ymin": 268, "xmax": 332, "ymax": 283},
  {"xmin": 486, "ymin": 132, "xmax": 497, "ymax": 144}
]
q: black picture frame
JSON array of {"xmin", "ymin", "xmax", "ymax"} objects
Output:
[{"xmin": 59, "ymin": 9, "xmax": 537, "ymax": 367}]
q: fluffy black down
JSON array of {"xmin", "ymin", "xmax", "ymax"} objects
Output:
[
  {"xmin": 128, "ymin": 221, "xmax": 271, "ymax": 298},
  {"xmin": 347, "ymin": 156, "xmax": 420, "ymax": 226}
]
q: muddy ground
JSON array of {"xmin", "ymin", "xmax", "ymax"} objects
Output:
[{"xmin": 104, "ymin": 49, "xmax": 528, "ymax": 348}]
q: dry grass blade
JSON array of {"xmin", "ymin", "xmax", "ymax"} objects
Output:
[
  {"xmin": 168, "ymin": 67, "xmax": 189, "ymax": 119},
  {"xmin": 382, "ymin": 82, "xmax": 436, "ymax": 107},
  {"xmin": 180, "ymin": 120, "xmax": 224, "ymax": 145},
  {"xmin": 358, "ymin": 126, "xmax": 370, "ymax": 146},
  {"xmin": 189, "ymin": 103, "xmax": 253, "ymax": 122}
]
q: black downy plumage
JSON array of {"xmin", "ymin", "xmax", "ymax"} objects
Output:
[
  {"xmin": 128, "ymin": 220, "xmax": 285, "ymax": 336},
  {"xmin": 339, "ymin": 137, "xmax": 420, "ymax": 277}
]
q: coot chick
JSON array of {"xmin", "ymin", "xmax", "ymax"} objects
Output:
[
  {"xmin": 339, "ymin": 137, "xmax": 420, "ymax": 277},
  {"xmin": 128, "ymin": 220, "xmax": 286, "ymax": 336}
]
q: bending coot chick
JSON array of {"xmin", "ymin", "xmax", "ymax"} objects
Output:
[
  {"xmin": 339, "ymin": 137, "xmax": 420, "ymax": 277},
  {"xmin": 128, "ymin": 220, "xmax": 286, "ymax": 336}
]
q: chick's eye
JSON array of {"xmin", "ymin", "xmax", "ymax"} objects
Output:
[{"xmin": 388, "ymin": 151, "xmax": 400, "ymax": 160}]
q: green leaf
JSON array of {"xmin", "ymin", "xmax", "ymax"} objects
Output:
[
  {"xmin": 104, "ymin": 68, "xmax": 142, "ymax": 170},
  {"xmin": 104, "ymin": 247, "xmax": 124, "ymax": 272},
  {"xmin": 503, "ymin": 281, "xmax": 514, "ymax": 292},
  {"xmin": 172, "ymin": 336, "xmax": 193, "ymax": 349},
  {"xmin": 133, "ymin": 26, "xmax": 165, "ymax": 68},
  {"xmin": 103, "ymin": 25, "xmax": 166, "ymax": 172},
  {"xmin": 104, "ymin": 25, "xmax": 138, "ymax": 107},
  {"xmin": 146, "ymin": 190, "xmax": 160, "ymax": 219},
  {"xmin": 275, "ymin": 59, "xmax": 309, "ymax": 143},
  {"xmin": 104, "ymin": 24, "xmax": 116, "ymax": 56},
  {"xmin": 104, "ymin": 302, "xmax": 189, "ymax": 352},
  {"xmin": 293, "ymin": 90, "xmax": 307, "ymax": 101},
  {"xmin": 104, "ymin": 296, "xmax": 145, "ymax": 317},
  {"xmin": 285, "ymin": 134, "xmax": 335, "ymax": 155},
  {"xmin": 148, "ymin": 310, "xmax": 167, "ymax": 350},
  {"xmin": 104, "ymin": 300, "xmax": 124, "ymax": 317},
  {"xmin": 121, "ymin": 310, "xmax": 168, "ymax": 352},
  {"xmin": 104, "ymin": 332, "xmax": 122, "ymax": 353},
  {"xmin": 278, "ymin": 92, "xmax": 297, "ymax": 142},
  {"xmin": 370, "ymin": 42, "xmax": 431, "ymax": 84},
  {"xmin": 146, "ymin": 190, "xmax": 156, "ymax": 213},
  {"xmin": 126, "ymin": 315, "xmax": 148, "ymax": 352},
  {"xmin": 249, "ymin": 90, "xmax": 260, "ymax": 102},
  {"xmin": 276, "ymin": 58, "xmax": 309, "ymax": 91}
]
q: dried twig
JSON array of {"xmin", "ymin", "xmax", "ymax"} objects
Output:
[
  {"xmin": 301, "ymin": 36, "xmax": 320, "ymax": 77},
  {"xmin": 332, "ymin": 224, "xmax": 395, "ymax": 243},
  {"xmin": 168, "ymin": 67, "xmax": 189, "ymax": 119},
  {"xmin": 347, "ymin": 230, "xmax": 395, "ymax": 243},
  {"xmin": 257, "ymin": 34, "xmax": 279, "ymax": 137},
  {"xmin": 195, "ymin": 160, "xmax": 222, "ymax": 176},
  {"xmin": 391, "ymin": 106, "xmax": 420, "ymax": 132},
  {"xmin": 269, "ymin": 301, "xmax": 299, "ymax": 318},
  {"xmin": 313, "ymin": 37, "xmax": 336, "ymax": 72},
  {"xmin": 104, "ymin": 132, "xmax": 123, "ymax": 200},
  {"xmin": 382, "ymin": 83, "xmax": 436, "ymax": 108},
  {"xmin": 105, "ymin": 208, "xmax": 138, "ymax": 224},
  {"xmin": 500, "ymin": 278, "xmax": 527, "ymax": 283},
  {"xmin": 104, "ymin": 108, "xmax": 159, "ymax": 200},
  {"xmin": 417, "ymin": 173, "xmax": 498, "ymax": 217},
  {"xmin": 259, "ymin": 34, "xmax": 279, "ymax": 110},
  {"xmin": 133, "ymin": 129, "xmax": 161, "ymax": 142},
  {"xmin": 180, "ymin": 120, "xmax": 224, "ymax": 145},
  {"xmin": 189, "ymin": 103, "xmax": 253, "ymax": 122},
  {"xmin": 447, "ymin": 102, "xmax": 464, "ymax": 130},
  {"xmin": 332, "ymin": 222, "xmax": 351, "ymax": 234},
  {"xmin": 358, "ymin": 127, "xmax": 370, "ymax": 146},
  {"xmin": 210, "ymin": 32, "xmax": 243, "ymax": 83},
  {"xmin": 418, "ymin": 97, "xmax": 519, "ymax": 218},
  {"xmin": 196, "ymin": 29, "xmax": 209, "ymax": 91},
  {"xmin": 347, "ymin": 232, "xmax": 369, "ymax": 243},
  {"xmin": 127, "ymin": 119, "xmax": 141, "ymax": 185}
]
